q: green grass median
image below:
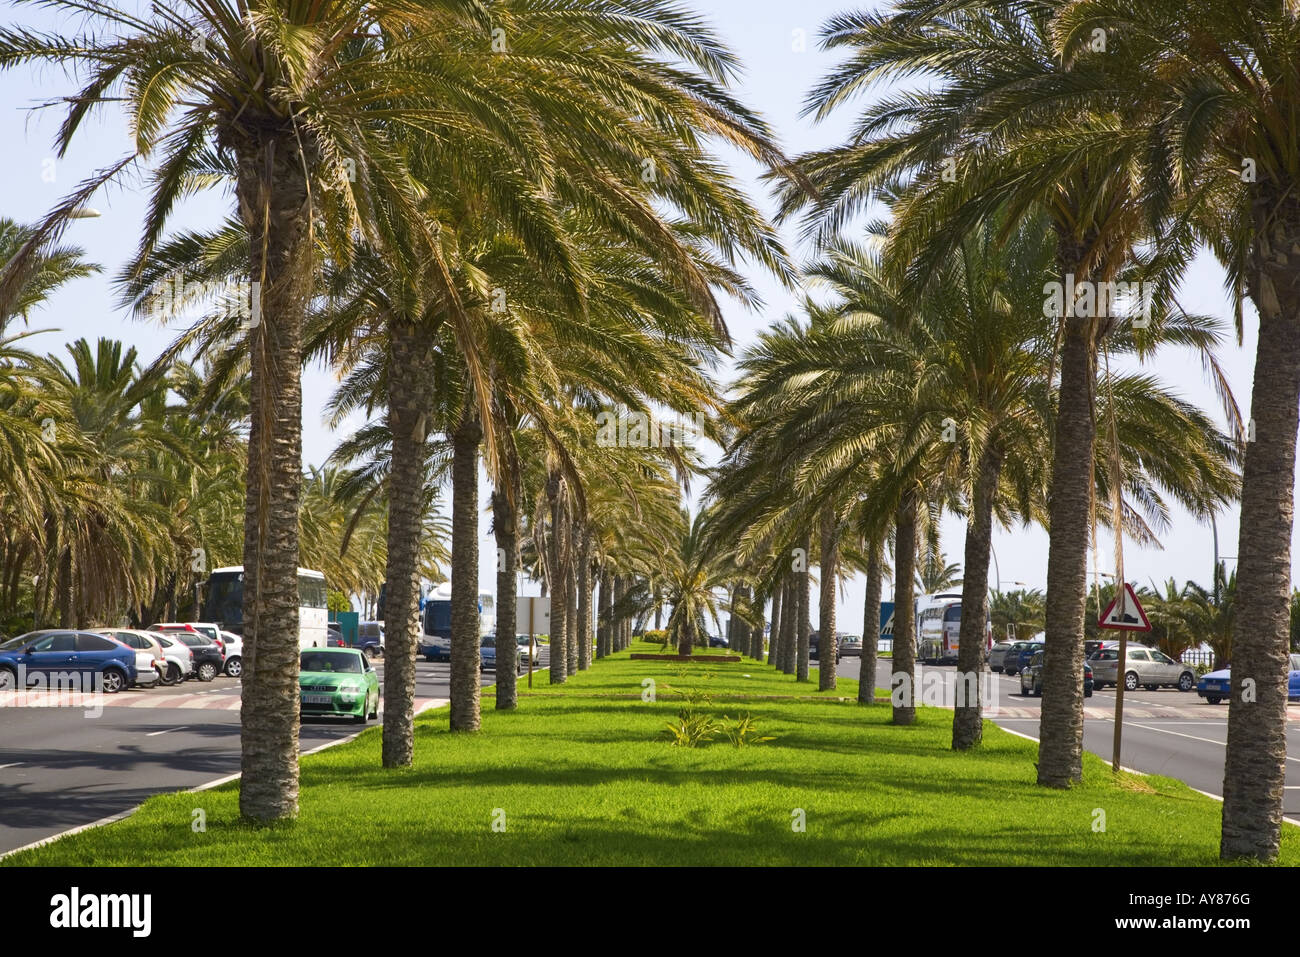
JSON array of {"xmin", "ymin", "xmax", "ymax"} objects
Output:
[{"xmin": 6, "ymin": 640, "xmax": 1294, "ymax": 866}]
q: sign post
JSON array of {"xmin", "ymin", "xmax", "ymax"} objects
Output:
[{"xmin": 1098, "ymin": 582, "xmax": 1151, "ymax": 773}]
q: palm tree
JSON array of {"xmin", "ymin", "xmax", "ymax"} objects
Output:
[
  {"xmin": 990, "ymin": 589, "xmax": 1046, "ymax": 643},
  {"xmin": 783, "ymin": 0, "xmax": 1243, "ymax": 780},
  {"xmin": 664, "ymin": 508, "xmax": 728, "ymax": 656},
  {"xmin": 1061, "ymin": 0, "xmax": 1300, "ymax": 864},
  {"xmin": 915, "ymin": 553, "xmax": 962, "ymax": 594}
]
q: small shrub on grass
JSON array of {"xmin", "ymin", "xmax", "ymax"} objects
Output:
[
  {"xmin": 719, "ymin": 712, "xmax": 774, "ymax": 748},
  {"xmin": 663, "ymin": 710, "xmax": 718, "ymax": 747}
]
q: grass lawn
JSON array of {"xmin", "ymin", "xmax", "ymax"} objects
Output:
[{"xmin": 7, "ymin": 640, "xmax": 1295, "ymax": 866}]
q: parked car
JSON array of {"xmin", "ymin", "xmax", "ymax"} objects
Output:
[
  {"xmin": 156, "ymin": 627, "xmax": 225, "ymax": 681},
  {"xmin": 298, "ymin": 647, "xmax": 379, "ymax": 723},
  {"xmin": 808, "ymin": 631, "xmax": 842, "ymax": 664},
  {"xmin": 327, "ymin": 621, "xmax": 344, "ymax": 645},
  {"xmin": 218, "ymin": 630, "xmax": 243, "ymax": 677},
  {"xmin": 151, "ymin": 621, "xmax": 221, "ymax": 643},
  {"xmin": 1089, "ymin": 643, "xmax": 1196, "ymax": 692},
  {"xmin": 1197, "ymin": 653, "xmax": 1300, "ymax": 704},
  {"xmin": 150, "ymin": 622, "xmax": 227, "ymax": 663},
  {"xmin": 98, "ymin": 629, "xmax": 166, "ymax": 688},
  {"xmin": 356, "ymin": 621, "xmax": 385, "ymax": 659},
  {"xmin": 516, "ymin": 634, "xmax": 536, "ymax": 665},
  {"xmin": 0, "ymin": 630, "xmax": 137, "ymax": 693},
  {"xmin": 149, "ymin": 631, "xmax": 194, "ymax": 684},
  {"xmin": 988, "ymin": 641, "xmax": 1013, "ymax": 673},
  {"xmin": 479, "ymin": 634, "xmax": 521, "ymax": 674},
  {"xmin": 839, "ymin": 634, "xmax": 863, "ymax": 657},
  {"xmin": 1002, "ymin": 640, "xmax": 1043, "ymax": 676},
  {"xmin": 1019, "ymin": 651, "xmax": 1093, "ymax": 698},
  {"xmin": 708, "ymin": 634, "xmax": 729, "ymax": 648}
]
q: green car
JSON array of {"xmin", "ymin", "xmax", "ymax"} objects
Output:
[{"xmin": 299, "ymin": 647, "xmax": 379, "ymax": 723}]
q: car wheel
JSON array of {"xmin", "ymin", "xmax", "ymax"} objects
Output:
[
  {"xmin": 101, "ymin": 668, "xmax": 126, "ymax": 694},
  {"xmin": 197, "ymin": 661, "xmax": 218, "ymax": 682},
  {"xmin": 1085, "ymin": 688, "xmax": 1093, "ymax": 698},
  {"xmin": 1177, "ymin": 672, "xmax": 1195, "ymax": 692},
  {"xmin": 225, "ymin": 656, "xmax": 242, "ymax": 678},
  {"xmin": 1206, "ymin": 695, "xmax": 1222, "ymax": 705},
  {"xmin": 365, "ymin": 646, "xmax": 379, "ymax": 660},
  {"xmin": 0, "ymin": 666, "xmax": 16, "ymax": 691},
  {"xmin": 368, "ymin": 695, "xmax": 379, "ymax": 720},
  {"xmin": 1124, "ymin": 672, "xmax": 1139, "ymax": 692}
]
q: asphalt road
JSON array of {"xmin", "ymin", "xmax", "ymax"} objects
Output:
[
  {"xmin": 831, "ymin": 654, "xmax": 1300, "ymax": 816},
  {"xmin": 0, "ymin": 651, "xmax": 545, "ymax": 855}
]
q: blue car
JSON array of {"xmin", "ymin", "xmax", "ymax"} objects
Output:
[
  {"xmin": 1199, "ymin": 654, "xmax": 1300, "ymax": 704},
  {"xmin": 1003, "ymin": 640, "xmax": 1044, "ymax": 676},
  {"xmin": 0, "ymin": 630, "xmax": 137, "ymax": 694},
  {"xmin": 478, "ymin": 634, "xmax": 520, "ymax": 674}
]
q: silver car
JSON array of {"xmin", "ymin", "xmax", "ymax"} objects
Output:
[
  {"xmin": 988, "ymin": 641, "xmax": 1013, "ymax": 673},
  {"xmin": 1089, "ymin": 643, "xmax": 1196, "ymax": 692}
]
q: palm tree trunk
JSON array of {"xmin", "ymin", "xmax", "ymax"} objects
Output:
[
  {"xmin": 780, "ymin": 574, "xmax": 796, "ymax": 674},
  {"xmin": 565, "ymin": 544, "xmax": 578, "ymax": 675},
  {"xmin": 768, "ymin": 583, "xmax": 783, "ymax": 667},
  {"xmin": 493, "ymin": 482, "xmax": 519, "ymax": 710},
  {"xmin": 577, "ymin": 527, "xmax": 592, "ymax": 670},
  {"xmin": 449, "ymin": 409, "xmax": 482, "ymax": 732},
  {"xmin": 597, "ymin": 568, "xmax": 611, "ymax": 658},
  {"xmin": 859, "ymin": 537, "xmax": 882, "ymax": 705},
  {"xmin": 57, "ymin": 547, "xmax": 73, "ymax": 628},
  {"xmin": 547, "ymin": 471, "xmax": 568, "ymax": 684},
  {"xmin": 893, "ymin": 492, "xmax": 918, "ymax": 725},
  {"xmin": 953, "ymin": 443, "xmax": 1003, "ymax": 749},
  {"xmin": 382, "ymin": 319, "xmax": 435, "ymax": 764},
  {"xmin": 1037, "ymin": 296, "xmax": 1098, "ymax": 785},
  {"xmin": 1221, "ymin": 218, "xmax": 1300, "ymax": 859},
  {"xmin": 818, "ymin": 504, "xmax": 839, "ymax": 691},
  {"xmin": 234, "ymin": 134, "xmax": 314, "ymax": 822},
  {"xmin": 796, "ymin": 532, "xmax": 811, "ymax": 682},
  {"xmin": 624, "ymin": 574, "xmax": 634, "ymax": 650}
]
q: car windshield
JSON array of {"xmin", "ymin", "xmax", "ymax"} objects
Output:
[
  {"xmin": 1291, "ymin": 654, "xmax": 1300, "ymax": 671},
  {"xmin": 0, "ymin": 635, "xmax": 29, "ymax": 650},
  {"xmin": 481, "ymin": 636, "xmax": 495, "ymax": 648},
  {"xmin": 301, "ymin": 651, "xmax": 362, "ymax": 674}
]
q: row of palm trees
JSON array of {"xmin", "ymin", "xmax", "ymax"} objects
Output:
[
  {"xmin": 3, "ymin": 0, "xmax": 1295, "ymax": 863},
  {"xmin": 697, "ymin": 0, "xmax": 1295, "ymax": 861},
  {"xmin": 0, "ymin": 0, "xmax": 799, "ymax": 823}
]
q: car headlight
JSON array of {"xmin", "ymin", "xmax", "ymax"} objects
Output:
[{"xmin": 339, "ymin": 686, "xmax": 361, "ymax": 698}]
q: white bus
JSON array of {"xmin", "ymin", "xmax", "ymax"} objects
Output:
[
  {"xmin": 203, "ymin": 566, "xmax": 329, "ymax": 649},
  {"xmin": 916, "ymin": 592, "xmax": 991, "ymax": 665}
]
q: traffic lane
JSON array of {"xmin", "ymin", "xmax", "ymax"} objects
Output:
[
  {"xmin": 0, "ymin": 705, "xmax": 360, "ymax": 855},
  {"xmin": 826, "ymin": 655, "xmax": 1300, "ymax": 815},
  {"xmin": 0, "ymin": 653, "xmax": 528, "ymax": 854},
  {"xmin": 996, "ymin": 716, "xmax": 1300, "ymax": 817}
]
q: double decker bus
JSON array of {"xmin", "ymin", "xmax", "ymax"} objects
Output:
[{"xmin": 203, "ymin": 566, "xmax": 329, "ymax": 649}]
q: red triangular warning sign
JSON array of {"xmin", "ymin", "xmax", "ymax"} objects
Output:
[{"xmin": 1098, "ymin": 582, "xmax": 1151, "ymax": 631}]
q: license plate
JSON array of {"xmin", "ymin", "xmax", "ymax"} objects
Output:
[{"xmin": 302, "ymin": 694, "xmax": 332, "ymax": 705}]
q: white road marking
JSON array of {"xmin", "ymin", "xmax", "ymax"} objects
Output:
[
  {"xmin": 1127, "ymin": 721, "xmax": 1300, "ymax": 765},
  {"xmin": 146, "ymin": 726, "xmax": 186, "ymax": 737},
  {"xmin": 0, "ymin": 762, "xmax": 23, "ymax": 770}
]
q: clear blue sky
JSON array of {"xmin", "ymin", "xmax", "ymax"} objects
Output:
[{"xmin": 0, "ymin": 0, "xmax": 1276, "ymax": 628}]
